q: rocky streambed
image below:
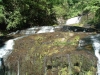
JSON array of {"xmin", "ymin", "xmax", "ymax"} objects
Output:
[{"xmin": 4, "ymin": 31, "xmax": 97, "ymax": 75}]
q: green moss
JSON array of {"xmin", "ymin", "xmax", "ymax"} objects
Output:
[
  {"xmin": 6, "ymin": 32, "xmax": 97, "ymax": 75},
  {"xmin": 58, "ymin": 67, "xmax": 68, "ymax": 75}
]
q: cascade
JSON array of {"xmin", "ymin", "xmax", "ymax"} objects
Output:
[
  {"xmin": 0, "ymin": 26, "xmax": 56, "ymax": 60},
  {"xmin": 78, "ymin": 34, "xmax": 100, "ymax": 75},
  {"xmin": 65, "ymin": 16, "xmax": 82, "ymax": 25},
  {"xmin": 0, "ymin": 26, "xmax": 56, "ymax": 74},
  {"xmin": 91, "ymin": 35, "xmax": 100, "ymax": 75},
  {"xmin": 0, "ymin": 25, "xmax": 96, "ymax": 74},
  {"xmin": 8, "ymin": 26, "xmax": 55, "ymax": 35},
  {"xmin": 0, "ymin": 36, "xmax": 26, "ymax": 60}
]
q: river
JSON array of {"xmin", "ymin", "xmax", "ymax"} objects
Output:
[{"xmin": 0, "ymin": 16, "xmax": 98, "ymax": 75}]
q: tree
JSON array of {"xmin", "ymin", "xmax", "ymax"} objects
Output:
[
  {"xmin": 2, "ymin": 0, "xmax": 56, "ymax": 30},
  {"xmin": 1, "ymin": 0, "xmax": 100, "ymax": 31},
  {"xmin": 0, "ymin": 0, "xmax": 6, "ymax": 29}
]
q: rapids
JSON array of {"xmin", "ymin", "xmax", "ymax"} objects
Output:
[
  {"xmin": 0, "ymin": 26, "xmax": 56, "ymax": 60},
  {"xmin": 78, "ymin": 34, "xmax": 100, "ymax": 75},
  {"xmin": 65, "ymin": 16, "xmax": 82, "ymax": 25},
  {"xmin": 0, "ymin": 17, "xmax": 97, "ymax": 74}
]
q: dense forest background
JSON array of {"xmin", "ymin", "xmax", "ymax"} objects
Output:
[{"xmin": 0, "ymin": 0, "xmax": 100, "ymax": 31}]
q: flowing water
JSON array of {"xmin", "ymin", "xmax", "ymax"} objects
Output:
[
  {"xmin": 1, "ymin": 16, "xmax": 83, "ymax": 60},
  {"xmin": 0, "ymin": 26, "xmax": 56, "ymax": 75},
  {"xmin": 0, "ymin": 26, "xmax": 56, "ymax": 60},
  {"xmin": 0, "ymin": 39, "xmax": 14, "ymax": 58},
  {"xmin": 65, "ymin": 16, "xmax": 82, "ymax": 25},
  {"xmin": 8, "ymin": 26, "xmax": 55, "ymax": 35},
  {"xmin": 91, "ymin": 35, "xmax": 100, "ymax": 75},
  {"xmin": 0, "ymin": 16, "xmax": 97, "ymax": 74},
  {"xmin": 79, "ymin": 34, "xmax": 100, "ymax": 75}
]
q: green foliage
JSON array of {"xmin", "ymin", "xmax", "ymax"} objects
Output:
[
  {"xmin": 0, "ymin": 0, "xmax": 100, "ymax": 30},
  {"xmin": 52, "ymin": 5, "xmax": 67, "ymax": 17},
  {"xmin": 93, "ymin": 8, "xmax": 100, "ymax": 24},
  {"xmin": 0, "ymin": 5, "xmax": 5, "ymax": 23},
  {"xmin": 2, "ymin": 0, "xmax": 57, "ymax": 30},
  {"xmin": 6, "ymin": 10, "xmax": 23, "ymax": 30}
]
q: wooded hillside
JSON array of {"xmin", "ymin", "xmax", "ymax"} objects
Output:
[{"xmin": 0, "ymin": 0, "xmax": 100, "ymax": 31}]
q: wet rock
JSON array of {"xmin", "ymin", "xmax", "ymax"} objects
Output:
[{"xmin": 5, "ymin": 32, "xmax": 97, "ymax": 75}]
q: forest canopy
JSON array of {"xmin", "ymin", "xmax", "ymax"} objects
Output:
[{"xmin": 0, "ymin": 0, "xmax": 100, "ymax": 31}]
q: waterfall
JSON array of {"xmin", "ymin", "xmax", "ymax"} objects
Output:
[
  {"xmin": 78, "ymin": 34, "xmax": 100, "ymax": 75},
  {"xmin": 0, "ymin": 39, "xmax": 14, "ymax": 58},
  {"xmin": 0, "ymin": 26, "xmax": 56, "ymax": 74},
  {"xmin": 0, "ymin": 26, "xmax": 56, "ymax": 60},
  {"xmin": 91, "ymin": 35, "xmax": 100, "ymax": 75},
  {"xmin": 37, "ymin": 26, "xmax": 54, "ymax": 33},
  {"xmin": 65, "ymin": 16, "xmax": 82, "ymax": 25},
  {"xmin": 0, "ymin": 25, "xmax": 96, "ymax": 74},
  {"xmin": 8, "ymin": 26, "xmax": 55, "ymax": 35},
  {"xmin": 0, "ymin": 36, "xmax": 27, "ymax": 61}
]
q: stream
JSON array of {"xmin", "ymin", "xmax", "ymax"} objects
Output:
[
  {"xmin": 0, "ymin": 26, "xmax": 56, "ymax": 59},
  {"xmin": 0, "ymin": 16, "xmax": 98, "ymax": 75},
  {"xmin": 78, "ymin": 34, "xmax": 100, "ymax": 75},
  {"xmin": 0, "ymin": 26, "xmax": 56, "ymax": 75}
]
